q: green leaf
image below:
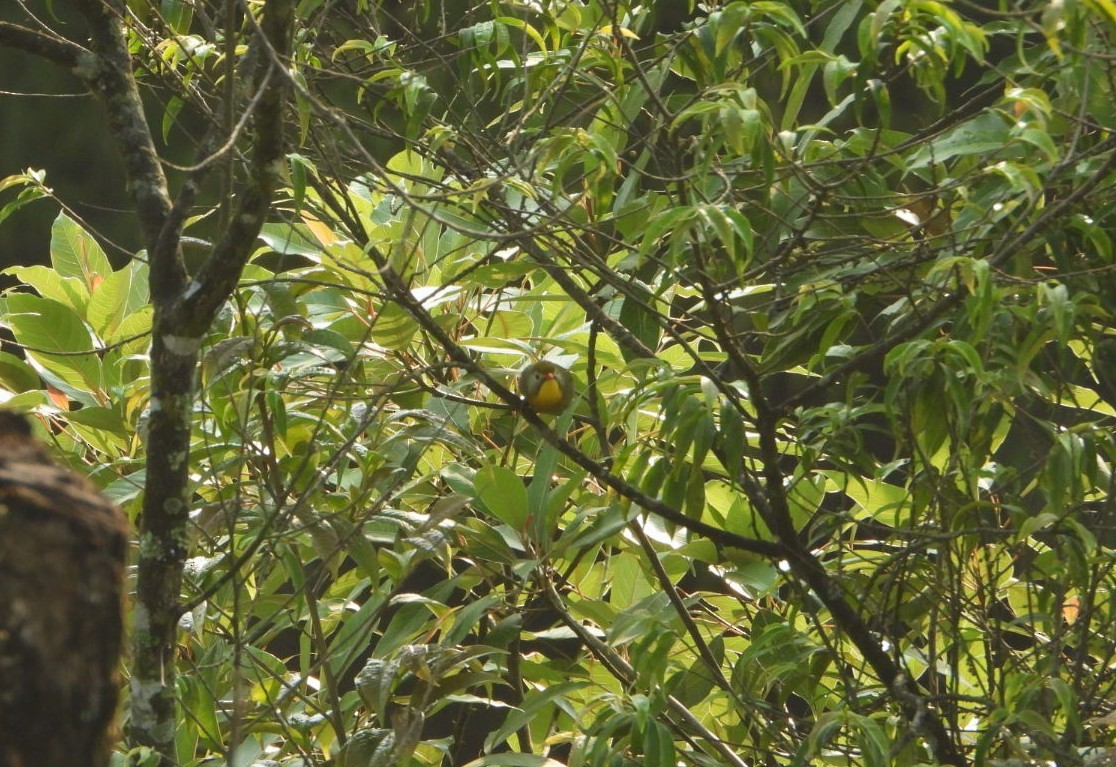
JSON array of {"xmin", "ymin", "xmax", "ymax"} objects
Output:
[
  {"xmin": 459, "ymin": 755, "xmax": 569, "ymax": 767},
  {"xmin": 617, "ymin": 287, "xmax": 663, "ymax": 361},
  {"xmin": 608, "ymin": 563, "xmax": 661, "ymax": 630},
  {"xmin": 907, "ymin": 112, "xmax": 1009, "ymax": 170},
  {"xmin": 852, "ymin": 713, "xmax": 890, "ymax": 767},
  {"xmin": 830, "ymin": 473, "xmax": 910, "ymax": 527},
  {"xmin": 355, "ymin": 658, "xmax": 401, "ymax": 718},
  {"xmin": 4, "ymin": 293, "xmax": 102, "ymax": 397},
  {"xmin": 483, "ymin": 681, "xmax": 587, "ymax": 752},
  {"xmin": 339, "ymin": 729, "xmax": 394, "ymax": 767},
  {"xmin": 88, "ymin": 261, "xmax": 147, "ymax": 340},
  {"xmin": 67, "ymin": 405, "xmax": 127, "ymax": 435},
  {"xmin": 370, "ymin": 302, "xmax": 419, "ymax": 350},
  {"xmin": 259, "ymin": 222, "xmax": 325, "ymax": 258},
  {"xmin": 2, "ymin": 265, "xmax": 89, "ymax": 312},
  {"xmin": 643, "ymin": 720, "xmax": 675, "ymax": 767},
  {"xmin": 0, "ymin": 170, "xmax": 48, "ymax": 228},
  {"xmin": 0, "ymin": 351, "xmax": 41, "ymax": 394},
  {"xmin": 49, "ymin": 212, "xmax": 111, "ymax": 288},
  {"xmin": 668, "ymin": 636, "xmax": 723, "ymax": 706},
  {"xmin": 475, "ymin": 464, "xmax": 529, "ymax": 529}
]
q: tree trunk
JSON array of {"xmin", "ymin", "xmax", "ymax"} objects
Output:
[{"xmin": 0, "ymin": 412, "xmax": 127, "ymax": 767}]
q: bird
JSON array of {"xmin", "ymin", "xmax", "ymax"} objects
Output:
[
  {"xmin": 517, "ymin": 361, "xmax": 575, "ymax": 414},
  {"xmin": 0, "ymin": 411, "xmax": 128, "ymax": 767}
]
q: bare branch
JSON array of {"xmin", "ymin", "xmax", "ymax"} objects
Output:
[
  {"xmin": 173, "ymin": 6, "xmax": 293, "ymax": 335},
  {"xmin": 0, "ymin": 21, "xmax": 85, "ymax": 66},
  {"xmin": 67, "ymin": 0, "xmax": 179, "ymax": 280}
]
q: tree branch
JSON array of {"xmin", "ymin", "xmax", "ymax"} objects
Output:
[
  {"xmin": 0, "ymin": 21, "xmax": 85, "ymax": 66},
  {"xmin": 172, "ymin": 11, "xmax": 292, "ymax": 335},
  {"xmin": 59, "ymin": 0, "xmax": 295, "ymax": 762},
  {"xmin": 540, "ymin": 576, "xmax": 753, "ymax": 767},
  {"xmin": 68, "ymin": 0, "xmax": 179, "ymax": 271}
]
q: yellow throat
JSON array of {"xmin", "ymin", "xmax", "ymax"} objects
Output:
[{"xmin": 532, "ymin": 376, "xmax": 565, "ymax": 411}]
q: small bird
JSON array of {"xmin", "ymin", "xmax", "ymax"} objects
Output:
[
  {"xmin": 0, "ymin": 411, "xmax": 128, "ymax": 767},
  {"xmin": 517, "ymin": 361, "xmax": 575, "ymax": 414}
]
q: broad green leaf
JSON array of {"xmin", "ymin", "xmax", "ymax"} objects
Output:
[
  {"xmin": 459, "ymin": 755, "xmax": 568, "ymax": 767},
  {"xmin": 87, "ymin": 262, "xmax": 144, "ymax": 339},
  {"xmin": 0, "ymin": 351, "xmax": 40, "ymax": 394},
  {"xmin": 3, "ymin": 265, "xmax": 89, "ymax": 311},
  {"xmin": 483, "ymin": 681, "xmax": 587, "ymax": 752},
  {"xmin": 832, "ymin": 473, "xmax": 911, "ymax": 527},
  {"xmin": 906, "ymin": 112, "xmax": 1009, "ymax": 169},
  {"xmin": 49, "ymin": 212, "xmax": 111, "ymax": 287},
  {"xmin": 643, "ymin": 720, "xmax": 675, "ymax": 767},
  {"xmin": 608, "ymin": 552, "xmax": 655, "ymax": 613},
  {"xmin": 5, "ymin": 293, "xmax": 102, "ymax": 396},
  {"xmin": 370, "ymin": 302, "xmax": 418, "ymax": 350},
  {"xmin": 475, "ymin": 464, "xmax": 529, "ymax": 529}
]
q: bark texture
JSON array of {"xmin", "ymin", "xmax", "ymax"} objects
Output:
[{"xmin": 0, "ymin": 412, "xmax": 127, "ymax": 767}]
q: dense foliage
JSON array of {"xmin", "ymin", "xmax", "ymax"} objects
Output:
[{"xmin": 3, "ymin": 0, "xmax": 1116, "ymax": 765}]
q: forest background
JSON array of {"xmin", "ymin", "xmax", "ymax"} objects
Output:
[{"xmin": 2, "ymin": 0, "xmax": 1116, "ymax": 766}]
